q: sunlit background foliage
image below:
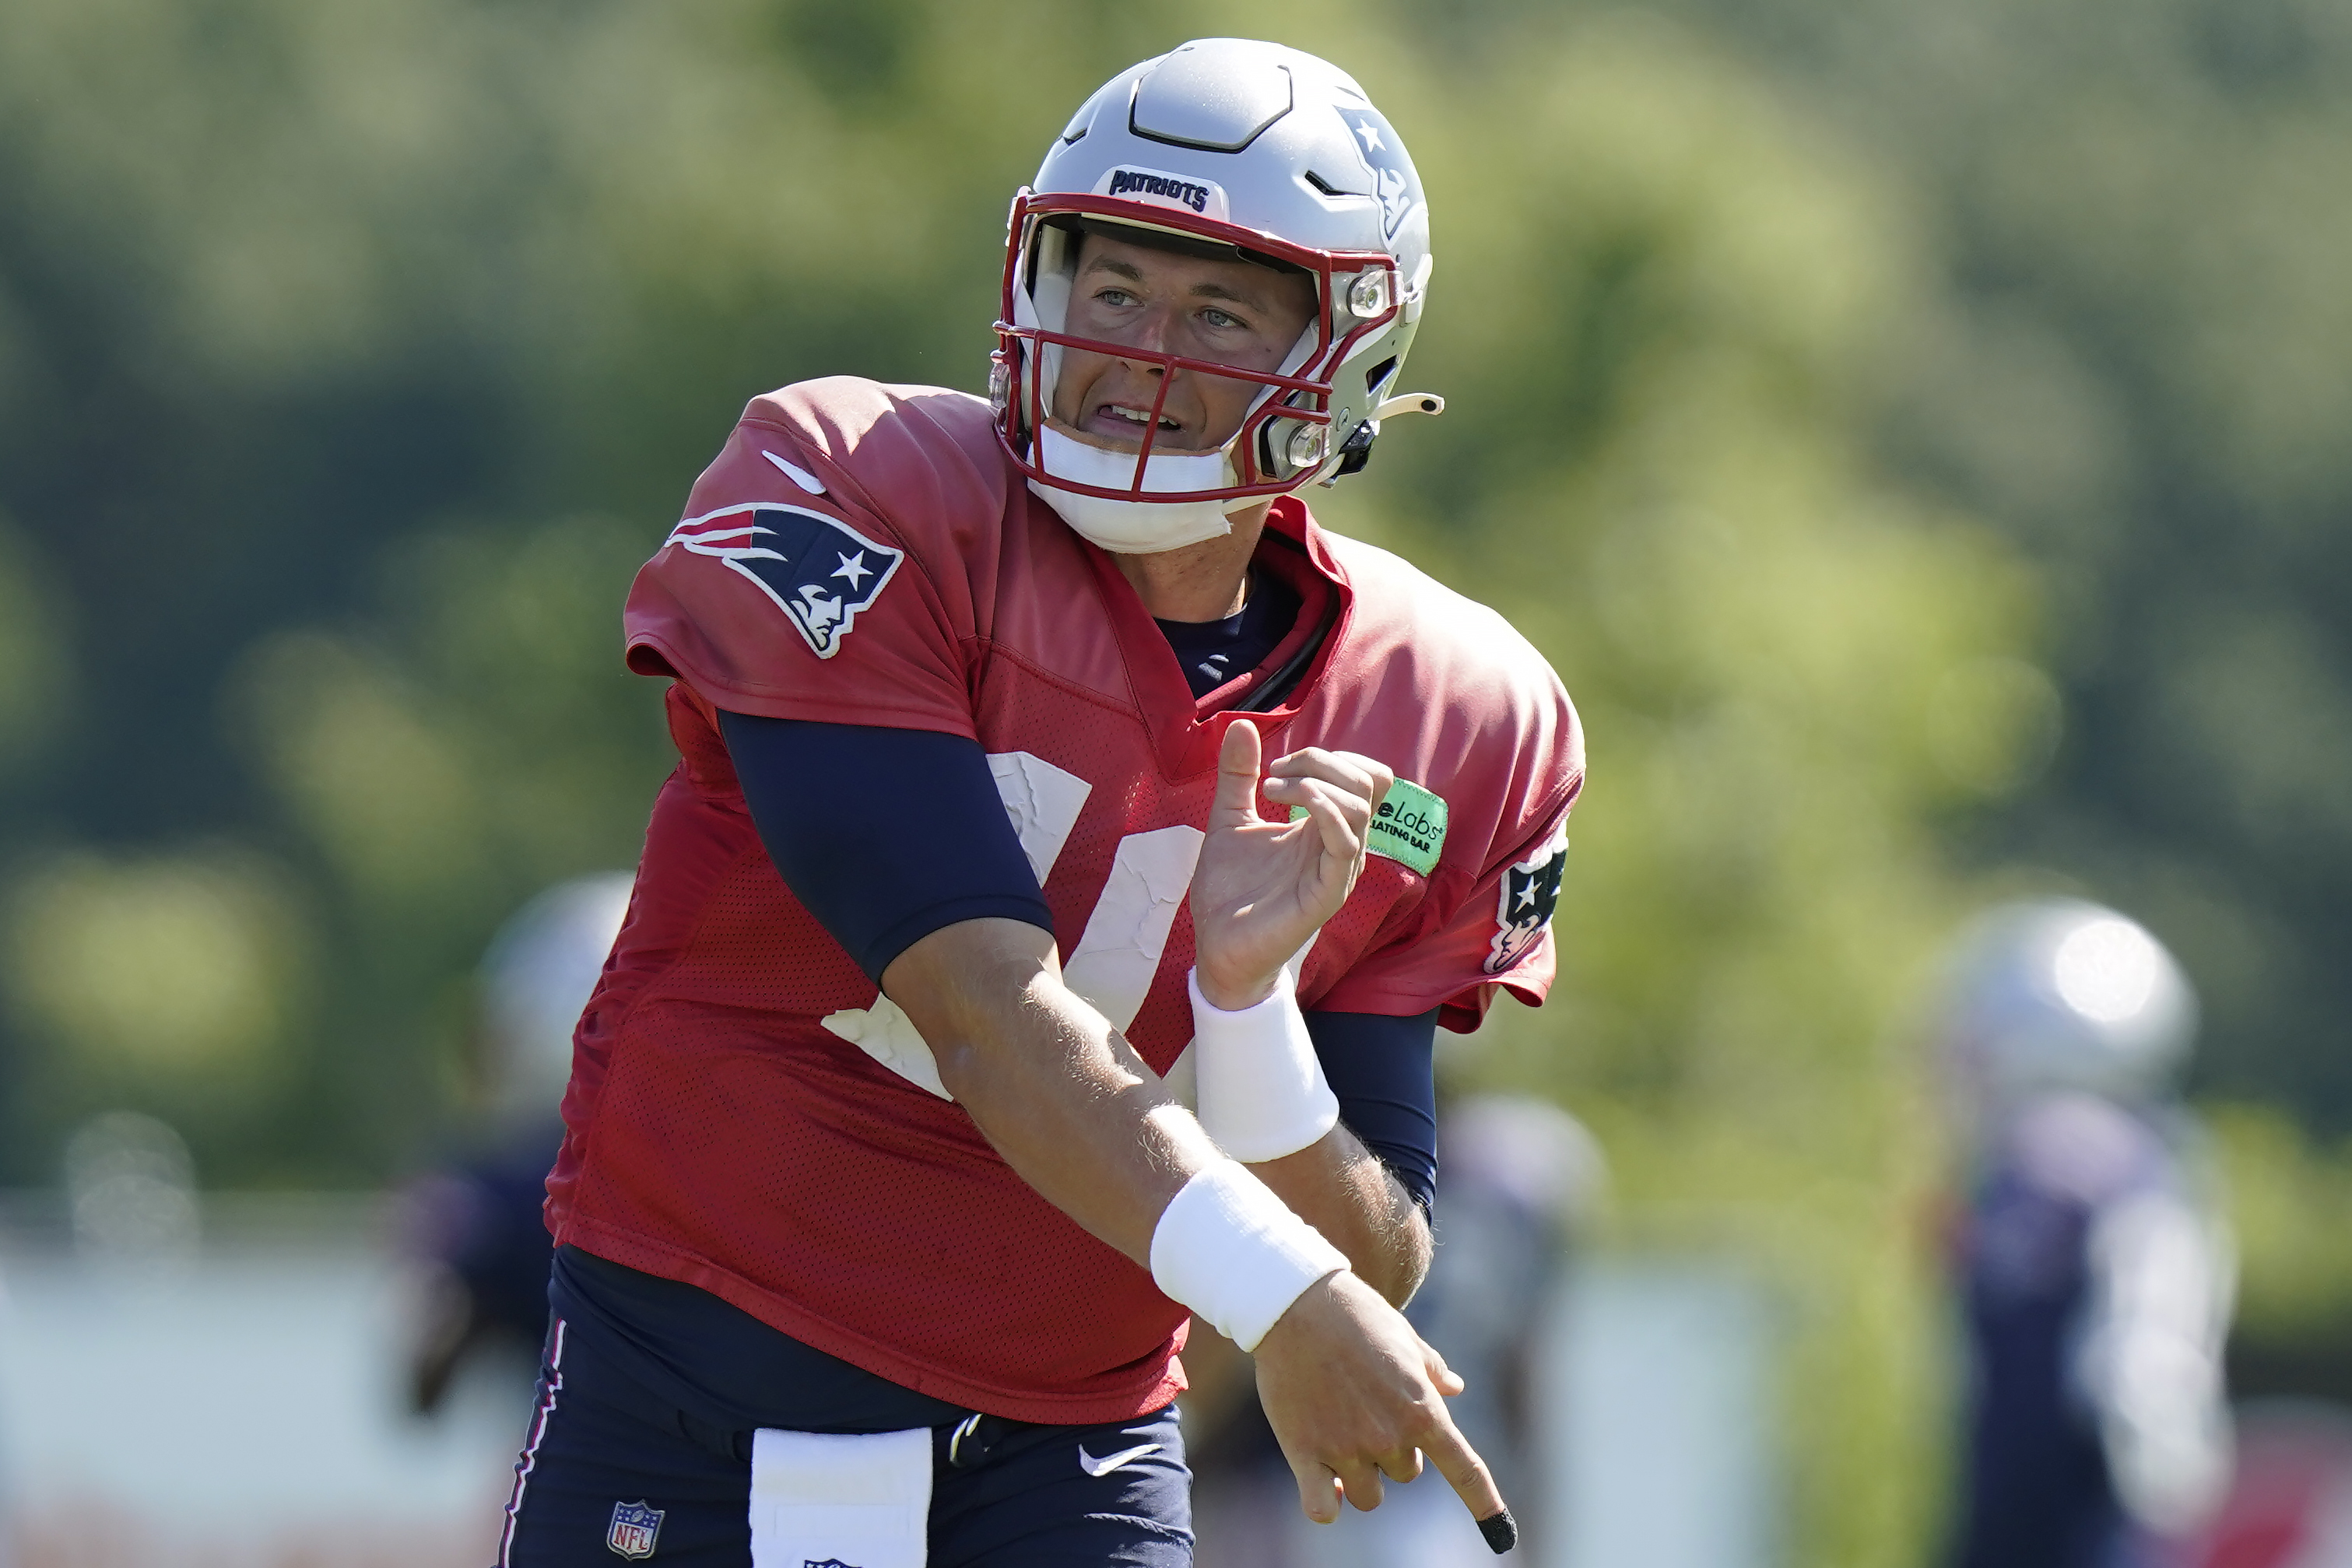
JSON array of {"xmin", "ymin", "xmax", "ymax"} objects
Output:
[{"xmin": 3, "ymin": 1, "xmax": 2351, "ymax": 1561}]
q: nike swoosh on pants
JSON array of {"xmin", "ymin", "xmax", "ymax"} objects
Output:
[{"xmin": 1076, "ymin": 1441, "xmax": 1164, "ymax": 1478}]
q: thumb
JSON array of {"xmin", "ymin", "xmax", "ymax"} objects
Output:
[{"xmin": 1210, "ymin": 720, "xmax": 1266, "ymax": 831}]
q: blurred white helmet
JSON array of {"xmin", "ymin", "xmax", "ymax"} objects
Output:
[
  {"xmin": 1942, "ymin": 898, "xmax": 2197, "ymax": 1103},
  {"xmin": 992, "ymin": 38, "xmax": 1439, "ymax": 552},
  {"xmin": 479, "ymin": 872, "xmax": 634, "ymax": 1118}
]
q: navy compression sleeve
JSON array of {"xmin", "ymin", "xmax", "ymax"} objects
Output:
[
  {"xmin": 717, "ymin": 712, "xmax": 1053, "ymax": 982},
  {"xmin": 1305, "ymin": 1009, "xmax": 1441, "ymax": 1211}
]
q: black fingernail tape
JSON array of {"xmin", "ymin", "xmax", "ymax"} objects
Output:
[{"xmin": 1479, "ymin": 1509, "xmax": 1518, "ymax": 1554}]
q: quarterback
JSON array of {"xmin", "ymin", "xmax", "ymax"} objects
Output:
[{"xmin": 506, "ymin": 37, "xmax": 1583, "ymax": 1567}]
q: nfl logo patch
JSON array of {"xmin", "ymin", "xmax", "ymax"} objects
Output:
[{"xmin": 607, "ymin": 1499, "xmax": 664, "ymax": 1560}]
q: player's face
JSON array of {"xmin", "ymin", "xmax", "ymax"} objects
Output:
[{"xmin": 1049, "ymin": 232, "xmax": 1318, "ymax": 454}]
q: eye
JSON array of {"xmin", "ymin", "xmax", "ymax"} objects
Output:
[
  {"xmin": 1094, "ymin": 286, "xmax": 1136, "ymax": 307},
  {"xmin": 1201, "ymin": 307, "xmax": 1246, "ymax": 330}
]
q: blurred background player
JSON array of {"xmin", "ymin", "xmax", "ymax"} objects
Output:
[
  {"xmin": 399, "ymin": 873, "xmax": 632, "ymax": 1415},
  {"xmin": 1937, "ymin": 898, "xmax": 2234, "ymax": 1568},
  {"xmin": 1191, "ymin": 1093, "xmax": 1603, "ymax": 1566}
]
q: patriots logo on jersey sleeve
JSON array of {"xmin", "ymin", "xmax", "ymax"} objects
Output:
[
  {"xmin": 1485, "ymin": 823, "xmax": 1567, "ymax": 973},
  {"xmin": 665, "ymin": 503, "xmax": 903, "ymax": 659}
]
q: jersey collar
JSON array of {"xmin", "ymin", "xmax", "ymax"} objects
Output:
[{"xmin": 1079, "ymin": 496, "xmax": 1356, "ymax": 780}]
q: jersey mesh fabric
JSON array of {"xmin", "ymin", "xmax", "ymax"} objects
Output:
[{"xmin": 556, "ymin": 377, "xmax": 1584, "ymax": 1424}]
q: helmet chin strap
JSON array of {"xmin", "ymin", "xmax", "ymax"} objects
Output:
[{"xmin": 1027, "ymin": 426, "xmax": 1255, "ymax": 554}]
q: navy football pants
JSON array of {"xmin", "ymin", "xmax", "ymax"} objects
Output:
[{"xmin": 497, "ymin": 1321, "xmax": 1193, "ymax": 1566}]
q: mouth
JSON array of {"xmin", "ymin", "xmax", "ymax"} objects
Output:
[
  {"xmin": 1048, "ymin": 384, "xmax": 1219, "ymax": 454},
  {"xmin": 1098, "ymin": 402, "xmax": 1183, "ymax": 436},
  {"xmin": 1066, "ymin": 399, "xmax": 1213, "ymax": 454}
]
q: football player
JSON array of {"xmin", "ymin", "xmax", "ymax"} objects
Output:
[
  {"xmin": 503, "ymin": 38, "xmax": 1584, "ymax": 1567},
  {"xmin": 1936, "ymin": 900, "xmax": 2234, "ymax": 1568},
  {"xmin": 400, "ymin": 874, "xmax": 632, "ymax": 1415}
]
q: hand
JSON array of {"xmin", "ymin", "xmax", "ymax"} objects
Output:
[
  {"xmin": 1190, "ymin": 722, "xmax": 1393, "ymax": 1009},
  {"xmin": 1252, "ymin": 1272, "xmax": 1511, "ymax": 1531}
]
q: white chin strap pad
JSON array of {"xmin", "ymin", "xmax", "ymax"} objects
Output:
[{"xmin": 1029, "ymin": 425, "xmax": 1254, "ymax": 554}]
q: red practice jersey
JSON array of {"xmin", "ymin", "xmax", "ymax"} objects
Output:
[{"xmin": 549, "ymin": 377, "xmax": 1584, "ymax": 1424}]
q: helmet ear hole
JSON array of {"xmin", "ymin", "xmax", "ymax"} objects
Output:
[{"xmin": 1364, "ymin": 356, "xmax": 1399, "ymax": 397}]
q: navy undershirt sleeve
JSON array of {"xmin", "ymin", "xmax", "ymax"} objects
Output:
[
  {"xmin": 1304, "ymin": 1009, "xmax": 1441, "ymax": 1212},
  {"xmin": 717, "ymin": 712, "xmax": 1054, "ymax": 983}
]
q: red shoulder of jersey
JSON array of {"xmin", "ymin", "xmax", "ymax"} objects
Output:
[
  {"xmin": 621, "ymin": 377, "xmax": 1013, "ymax": 738},
  {"xmin": 1285, "ymin": 526, "xmax": 1585, "ymax": 1031}
]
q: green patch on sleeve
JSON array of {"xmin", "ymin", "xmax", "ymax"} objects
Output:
[{"xmin": 1289, "ymin": 777, "xmax": 1448, "ymax": 878}]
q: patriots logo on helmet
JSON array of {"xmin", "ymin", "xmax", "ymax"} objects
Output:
[
  {"xmin": 1485, "ymin": 824, "xmax": 1567, "ymax": 973},
  {"xmin": 606, "ymin": 1499, "xmax": 664, "ymax": 1559},
  {"xmin": 1344, "ymin": 107, "xmax": 1415, "ymax": 238},
  {"xmin": 665, "ymin": 503, "xmax": 903, "ymax": 659}
]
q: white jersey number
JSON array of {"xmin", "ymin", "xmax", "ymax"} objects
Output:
[{"xmin": 820, "ymin": 751, "xmax": 1203, "ymax": 1098}]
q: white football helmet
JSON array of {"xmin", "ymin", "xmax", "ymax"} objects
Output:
[
  {"xmin": 992, "ymin": 39, "xmax": 1441, "ymax": 552},
  {"xmin": 1940, "ymin": 898, "xmax": 2198, "ymax": 1103},
  {"xmin": 480, "ymin": 872, "xmax": 634, "ymax": 1118}
]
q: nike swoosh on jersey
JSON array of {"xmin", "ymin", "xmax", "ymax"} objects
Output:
[
  {"xmin": 761, "ymin": 448, "xmax": 828, "ymax": 494},
  {"xmin": 1076, "ymin": 1441, "xmax": 1164, "ymax": 1478}
]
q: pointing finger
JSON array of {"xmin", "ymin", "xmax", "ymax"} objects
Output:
[{"xmin": 1421, "ymin": 1412, "xmax": 1515, "ymax": 1551}]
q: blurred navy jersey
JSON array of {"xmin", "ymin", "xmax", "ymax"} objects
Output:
[
  {"xmin": 1947, "ymin": 1093, "xmax": 2177, "ymax": 1568},
  {"xmin": 403, "ymin": 1122, "xmax": 567, "ymax": 1413}
]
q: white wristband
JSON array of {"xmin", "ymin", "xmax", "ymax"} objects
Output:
[
  {"xmin": 1150, "ymin": 1159, "xmax": 1350, "ymax": 1352},
  {"xmin": 1188, "ymin": 966, "xmax": 1339, "ymax": 1163}
]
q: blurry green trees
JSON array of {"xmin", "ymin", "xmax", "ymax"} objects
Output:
[
  {"xmin": 1647, "ymin": 0, "xmax": 2352, "ymax": 1126},
  {"xmin": 1645, "ymin": 0, "xmax": 2352, "ymax": 1423},
  {"xmin": 5, "ymin": 0, "xmax": 2338, "ymax": 1561}
]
